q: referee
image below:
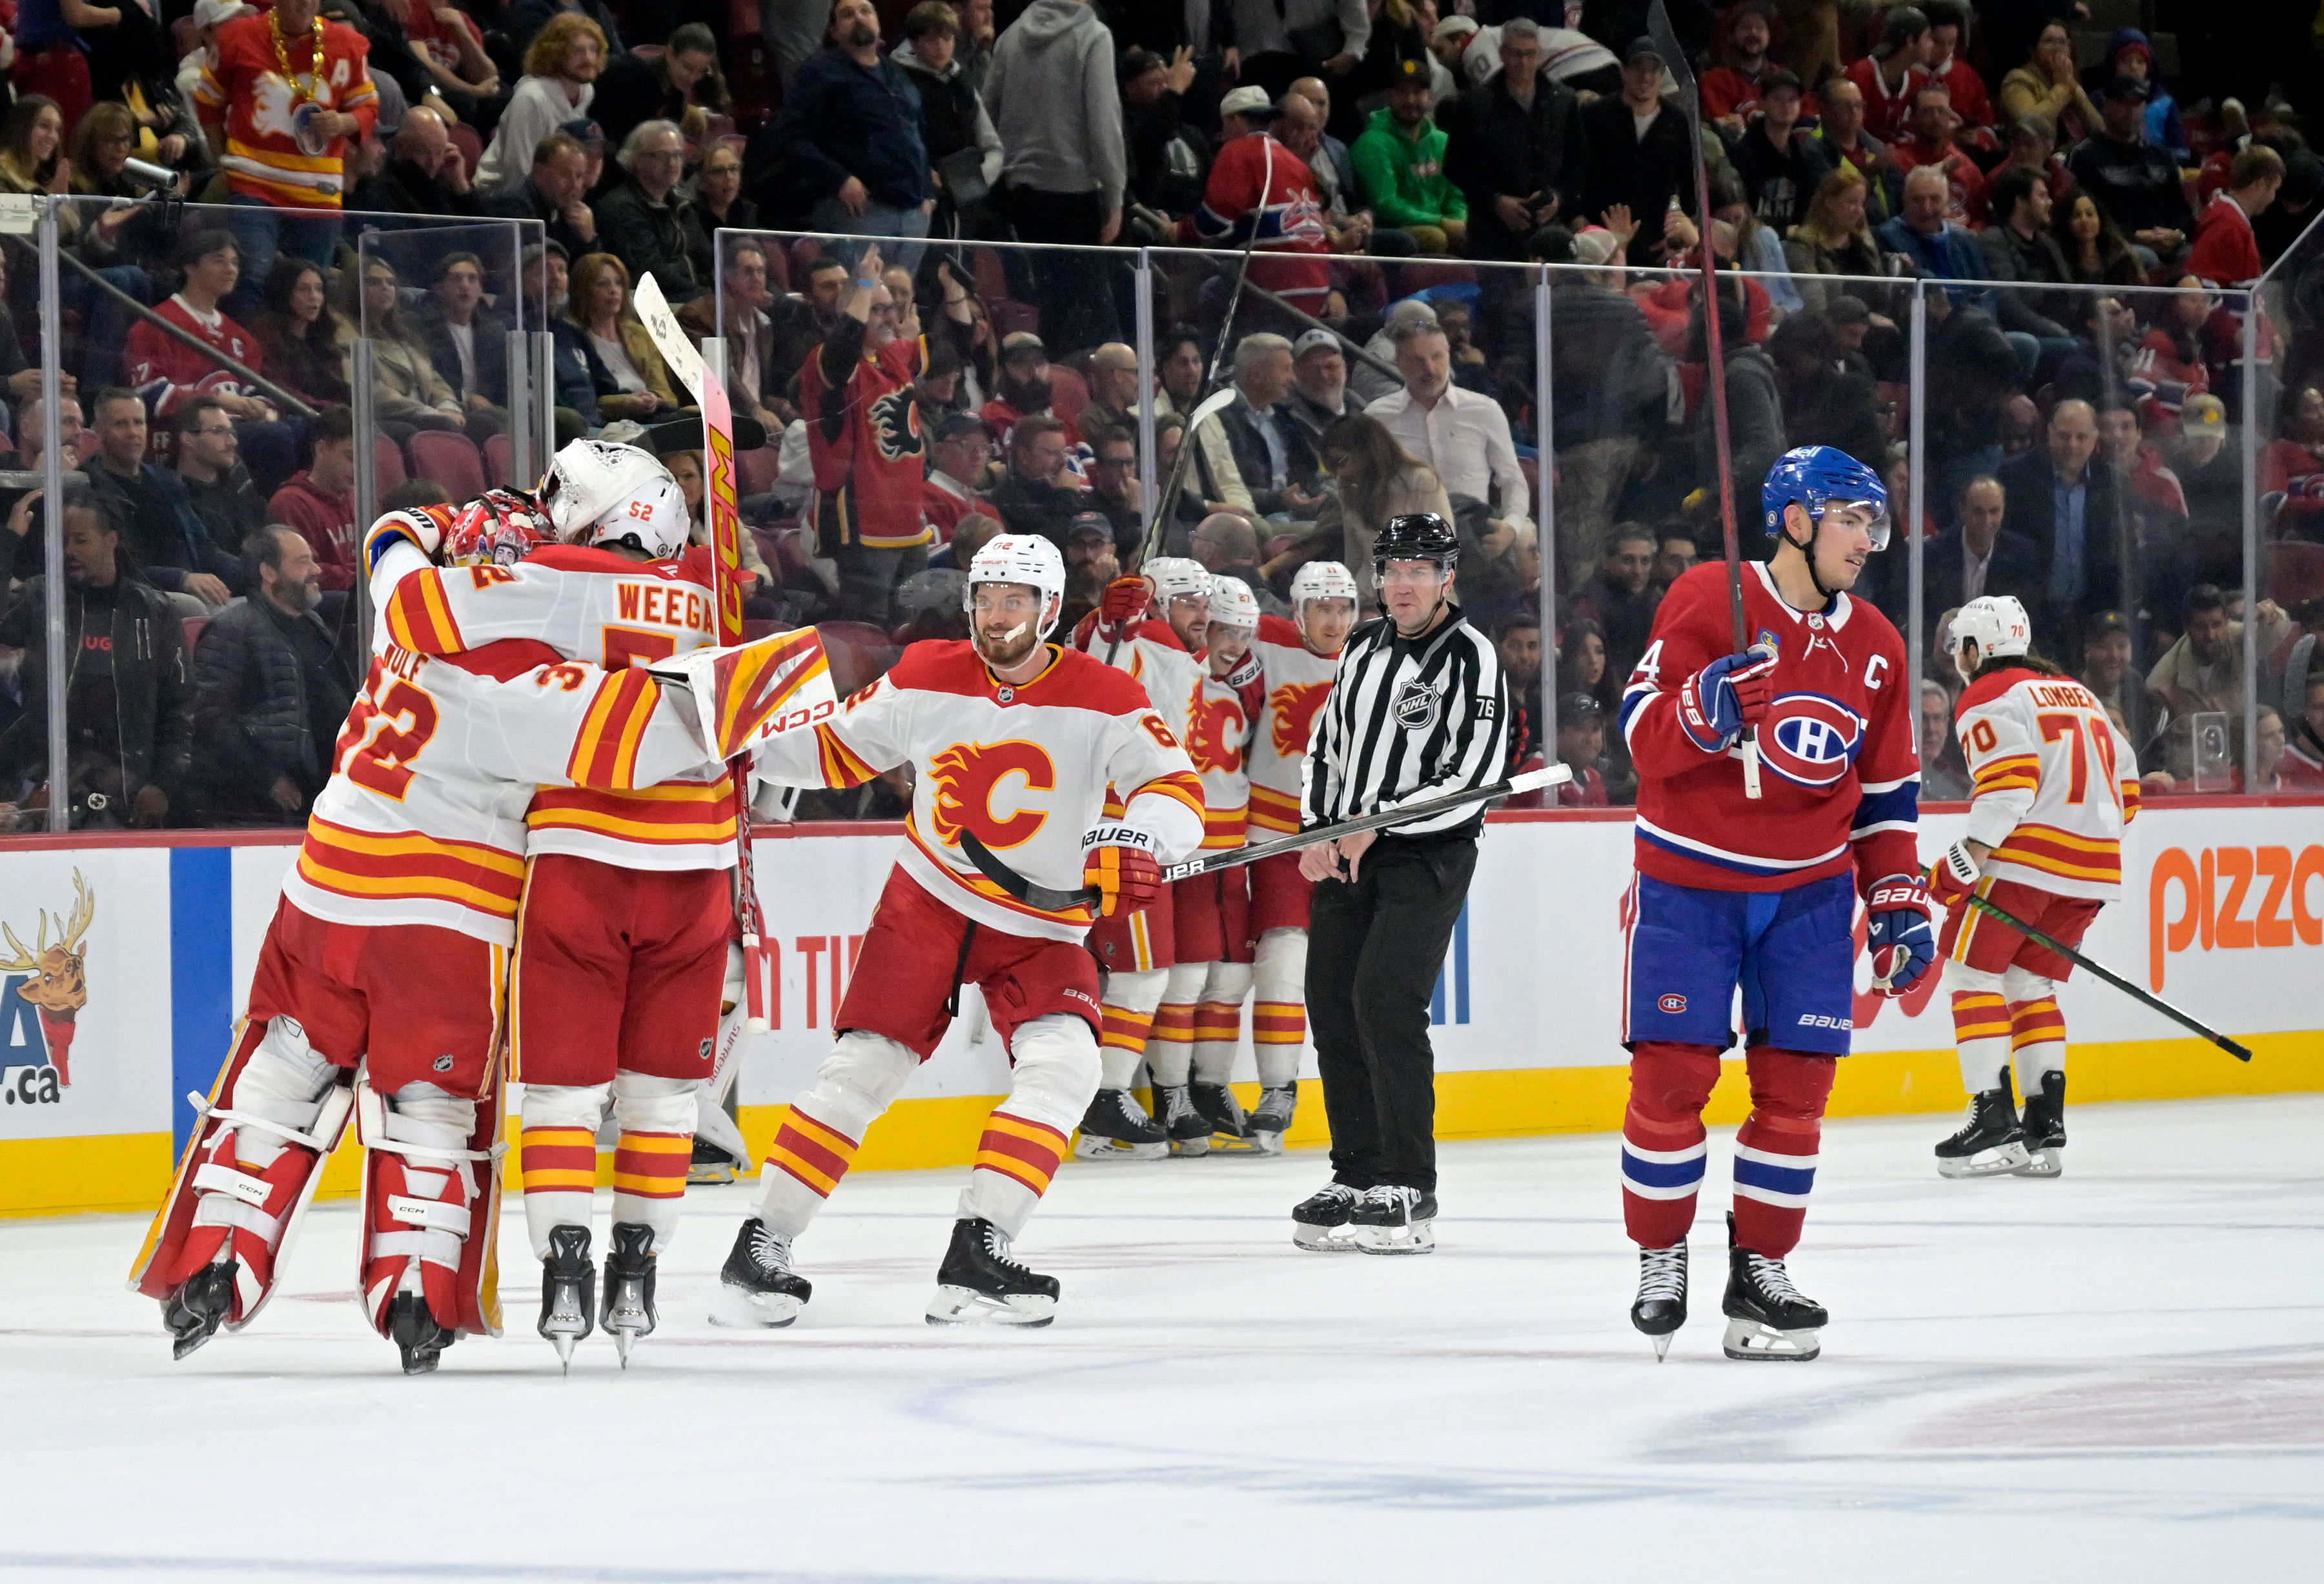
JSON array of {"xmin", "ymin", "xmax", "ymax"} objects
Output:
[{"xmin": 1292, "ymin": 513, "xmax": 1509, "ymax": 1255}]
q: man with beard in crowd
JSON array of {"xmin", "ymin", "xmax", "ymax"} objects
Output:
[
  {"xmin": 1569, "ymin": 522, "xmax": 1662, "ymax": 686},
  {"xmin": 982, "ymin": 333, "xmax": 1077, "ymax": 451},
  {"xmin": 1284, "ymin": 329, "xmax": 1349, "ymax": 446}
]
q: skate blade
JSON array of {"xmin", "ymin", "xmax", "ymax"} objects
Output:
[
  {"xmin": 547, "ymin": 1330, "xmax": 578, "ymax": 1370},
  {"xmin": 1248, "ymin": 1131, "xmax": 1286, "ymax": 1155},
  {"xmin": 1292, "ymin": 1224, "xmax": 1363, "ymax": 1252},
  {"xmin": 1207, "ymin": 1133, "xmax": 1265, "ymax": 1154},
  {"xmin": 707, "ymin": 1282, "xmax": 802, "ymax": 1329},
  {"xmin": 2012, "ymin": 1146, "xmax": 2063, "ymax": 1178},
  {"xmin": 611, "ymin": 1325, "xmax": 641, "ymax": 1367},
  {"xmin": 170, "ymin": 1325, "xmax": 221, "ymax": 1362},
  {"xmin": 1072, "ymin": 1135, "xmax": 1168, "ymax": 1162},
  {"xmin": 1168, "ymin": 1137, "xmax": 1212, "ymax": 1158},
  {"xmin": 924, "ymin": 1284, "xmax": 1056, "ymax": 1327},
  {"xmin": 1355, "ymin": 1223, "xmax": 1436, "ymax": 1256},
  {"xmin": 1653, "ymin": 1334, "xmax": 1672, "ymax": 1362},
  {"xmin": 1936, "ymin": 1142, "xmax": 2030, "ymax": 1179},
  {"xmin": 1721, "ymin": 1315, "xmax": 1820, "ymax": 1361},
  {"xmin": 399, "ymin": 1345, "xmax": 442, "ymax": 1376},
  {"xmin": 687, "ymin": 1163, "xmax": 740, "ymax": 1186}
]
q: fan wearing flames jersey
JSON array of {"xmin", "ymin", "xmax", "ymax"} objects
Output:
[
  {"xmin": 1238, "ymin": 561, "xmax": 1359, "ymax": 1151},
  {"xmin": 130, "ymin": 483, "xmax": 767, "ymax": 1375},
  {"xmin": 1067, "ymin": 554, "xmax": 1213, "ymax": 1159},
  {"xmin": 715, "ymin": 535, "xmax": 1204, "ymax": 1326},
  {"xmin": 1927, "ymin": 595, "xmax": 2141, "ymax": 1183},
  {"xmin": 1616, "ymin": 447, "xmax": 1933, "ymax": 1365},
  {"xmin": 372, "ymin": 440, "xmax": 802, "ymax": 1366},
  {"xmin": 800, "ymin": 246, "xmax": 977, "ymax": 625}
]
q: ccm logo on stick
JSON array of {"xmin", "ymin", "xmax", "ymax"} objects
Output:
[{"xmin": 2149, "ymin": 844, "xmax": 2324, "ymax": 990}]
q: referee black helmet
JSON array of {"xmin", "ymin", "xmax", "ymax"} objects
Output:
[{"xmin": 1374, "ymin": 512, "xmax": 1459, "ymax": 587}]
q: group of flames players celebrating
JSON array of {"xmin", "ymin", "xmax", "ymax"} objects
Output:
[{"xmin": 127, "ymin": 431, "xmax": 2144, "ymax": 1372}]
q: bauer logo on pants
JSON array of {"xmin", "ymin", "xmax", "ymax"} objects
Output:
[{"xmin": 1, "ymin": 869, "xmax": 96, "ymax": 1104}]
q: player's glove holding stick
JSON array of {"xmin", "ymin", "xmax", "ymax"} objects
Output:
[
  {"xmin": 1679, "ymin": 644, "xmax": 1778, "ymax": 752},
  {"xmin": 1865, "ymin": 872, "xmax": 1937, "ymax": 996},
  {"xmin": 1082, "ymin": 825, "xmax": 1164, "ymax": 917},
  {"xmin": 1094, "ymin": 574, "xmax": 1152, "ymax": 645},
  {"xmin": 1926, "ymin": 840, "xmax": 1980, "ymax": 909}
]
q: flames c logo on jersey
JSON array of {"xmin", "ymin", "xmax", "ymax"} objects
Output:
[
  {"xmin": 1185, "ymin": 678, "xmax": 1248, "ymax": 775},
  {"xmin": 1759, "ymin": 693, "xmax": 1867, "ymax": 787},
  {"xmin": 928, "ymin": 740, "xmax": 1055, "ymax": 851},
  {"xmin": 868, "ymin": 388, "xmax": 925, "ymax": 464},
  {"xmin": 1270, "ymin": 681, "xmax": 1330, "ymax": 760}
]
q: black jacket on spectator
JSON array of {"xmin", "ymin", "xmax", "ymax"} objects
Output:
[
  {"xmin": 1547, "ymin": 276, "xmax": 1669, "ymax": 448},
  {"xmin": 1569, "ymin": 570, "xmax": 1661, "ymax": 691},
  {"xmin": 757, "ymin": 46, "xmax": 932, "ymax": 219},
  {"xmin": 415, "ymin": 302, "xmax": 514, "ymax": 407},
  {"xmin": 505, "ymin": 0, "xmax": 623, "ymax": 56},
  {"xmin": 189, "ymin": 592, "xmax": 359, "ymax": 819},
  {"xmin": 352, "ymin": 156, "xmax": 484, "ymax": 221},
  {"xmin": 0, "ymin": 562, "xmax": 192, "ymax": 815},
  {"xmin": 2066, "ymin": 134, "xmax": 2194, "ymax": 240},
  {"xmin": 181, "ymin": 464, "xmax": 270, "ymax": 561},
  {"xmin": 484, "ymin": 176, "xmax": 600, "ymax": 263},
  {"xmin": 1577, "ymin": 94, "xmax": 1695, "ymax": 263},
  {"xmin": 987, "ymin": 467, "xmax": 1089, "ymax": 547},
  {"xmin": 1698, "ymin": 343, "xmax": 1786, "ymax": 525},
  {"xmin": 1780, "ymin": 363, "xmax": 1884, "ymax": 474},
  {"xmin": 89, "ymin": 460, "xmax": 243, "ymax": 595},
  {"xmin": 549, "ymin": 320, "xmax": 606, "ymax": 427},
  {"xmin": 596, "ymin": 179, "xmax": 715, "ymax": 305},
  {"xmin": 1921, "ymin": 525, "xmax": 2047, "ymax": 638},
  {"xmin": 1977, "ymin": 220, "xmax": 2076, "ymax": 341},
  {"xmin": 1447, "ymin": 70, "xmax": 1587, "ymax": 259},
  {"xmin": 1728, "ymin": 119, "xmax": 1833, "ymax": 235},
  {"xmin": 590, "ymin": 50, "xmax": 694, "ymax": 152},
  {"xmin": 1995, "ymin": 449, "xmax": 2128, "ymax": 640},
  {"xmin": 1125, "ymin": 90, "xmax": 1208, "ymax": 216},
  {"xmin": 1216, "ymin": 398, "xmax": 1320, "ymax": 516}
]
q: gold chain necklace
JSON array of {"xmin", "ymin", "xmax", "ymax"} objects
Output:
[{"xmin": 269, "ymin": 10, "xmax": 329, "ymax": 104}]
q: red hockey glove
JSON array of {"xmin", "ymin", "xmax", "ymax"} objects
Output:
[
  {"xmin": 1927, "ymin": 840, "xmax": 1980, "ymax": 910},
  {"xmin": 1866, "ymin": 873, "xmax": 1937, "ymax": 997},
  {"xmin": 1095, "ymin": 575, "xmax": 1152, "ymax": 642},
  {"xmin": 1082, "ymin": 825, "xmax": 1164, "ymax": 917}
]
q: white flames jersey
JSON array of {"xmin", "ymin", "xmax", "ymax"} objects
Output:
[
  {"xmin": 380, "ymin": 542, "xmax": 734, "ymax": 869},
  {"xmin": 1072, "ymin": 613, "xmax": 1203, "ymax": 742},
  {"xmin": 1182, "ymin": 651, "xmax": 1261, "ymax": 850},
  {"xmin": 1955, "ymin": 667, "xmax": 2143, "ymax": 900},
  {"xmin": 1246, "ymin": 614, "xmax": 1340, "ymax": 836},
  {"xmin": 284, "ymin": 533, "xmax": 709, "ymax": 946},
  {"xmin": 750, "ymin": 640, "xmax": 1206, "ymax": 942}
]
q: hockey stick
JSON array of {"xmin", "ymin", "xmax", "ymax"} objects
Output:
[
  {"xmin": 1965, "ymin": 892, "xmax": 2253, "ymax": 1062},
  {"xmin": 1647, "ymin": 0, "xmax": 1761, "ymax": 800},
  {"xmin": 635, "ymin": 274, "xmax": 775, "ymax": 1031},
  {"xmin": 957, "ymin": 764, "xmax": 1571, "ymax": 912}
]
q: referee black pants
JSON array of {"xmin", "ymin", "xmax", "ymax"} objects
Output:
[{"xmin": 1306, "ymin": 837, "xmax": 1476, "ymax": 1194}]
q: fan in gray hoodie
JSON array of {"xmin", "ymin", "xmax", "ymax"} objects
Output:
[{"xmin": 983, "ymin": 0, "xmax": 1126, "ymax": 224}]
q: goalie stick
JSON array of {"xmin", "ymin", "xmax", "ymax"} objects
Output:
[
  {"xmin": 1964, "ymin": 892, "xmax": 2252, "ymax": 1062},
  {"xmin": 957, "ymin": 765, "xmax": 1571, "ymax": 913}
]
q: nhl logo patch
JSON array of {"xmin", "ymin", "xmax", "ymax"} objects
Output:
[
  {"xmin": 1392, "ymin": 678, "xmax": 1442, "ymax": 732},
  {"xmin": 698, "ymin": 1037, "xmax": 714, "ymax": 1059},
  {"xmin": 433, "ymin": 1055, "xmax": 454, "ymax": 1073},
  {"xmin": 996, "ymin": 686, "xmax": 1015, "ymax": 704}
]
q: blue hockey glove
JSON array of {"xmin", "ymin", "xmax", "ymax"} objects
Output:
[
  {"xmin": 1678, "ymin": 645, "xmax": 1779, "ymax": 751},
  {"xmin": 1866, "ymin": 873, "xmax": 1937, "ymax": 997}
]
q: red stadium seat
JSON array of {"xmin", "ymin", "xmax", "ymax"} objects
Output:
[
  {"xmin": 737, "ymin": 445, "xmax": 780, "ymax": 497},
  {"xmin": 972, "ymin": 249, "xmax": 1008, "ymax": 306},
  {"xmin": 181, "ymin": 616, "xmax": 209, "ymax": 652},
  {"xmin": 1048, "ymin": 365, "xmax": 1088, "ymax": 429},
  {"xmin": 991, "ymin": 300, "xmax": 1039, "ymax": 340},
  {"xmin": 408, "ymin": 431, "xmax": 487, "ymax": 503},
  {"xmin": 373, "ymin": 434, "xmax": 407, "ymax": 491},
  {"xmin": 447, "ymin": 123, "xmax": 484, "ymax": 184},
  {"xmin": 2266, "ymin": 541, "xmax": 2324, "ymax": 609},
  {"xmin": 484, "ymin": 431, "xmax": 513, "ymax": 488}
]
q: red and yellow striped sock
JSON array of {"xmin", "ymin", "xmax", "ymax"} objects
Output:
[
  {"xmin": 610, "ymin": 1130, "xmax": 692, "ymax": 1251},
  {"xmin": 2009, "ymin": 997, "xmax": 2067, "ymax": 1086},
  {"xmin": 764, "ymin": 1108, "xmax": 860, "ymax": 1201},
  {"xmin": 520, "ymin": 1124, "xmax": 598, "ymax": 1259},
  {"xmin": 1192, "ymin": 999, "xmax": 1243, "ymax": 1078},
  {"xmin": 1952, "ymin": 990, "xmax": 2013, "ymax": 1095},
  {"xmin": 963, "ymin": 1111, "xmax": 1069, "ymax": 1232},
  {"xmin": 1148, "ymin": 1002, "xmax": 1196, "ymax": 1086},
  {"xmin": 1098, "ymin": 1003, "xmax": 1156, "ymax": 1090},
  {"xmin": 1252, "ymin": 1000, "xmax": 1305, "ymax": 1084}
]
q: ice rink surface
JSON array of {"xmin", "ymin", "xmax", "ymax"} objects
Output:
[{"xmin": 5, "ymin": 1094, "xmax": 2321, "ymax": 1583}]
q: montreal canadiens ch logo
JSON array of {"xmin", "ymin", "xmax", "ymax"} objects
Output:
[
  {"xmin": 1759, "ymin": 693, "xmax": 1866, "ymax": 787},
  {"xmin": 1657, "ymin": 993, "xmax": 1687, "ymax": 1014}
]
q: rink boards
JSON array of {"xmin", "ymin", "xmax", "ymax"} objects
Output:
[{"xmin": 4, "ymin": 799, "xmax": 2321, "ymax": 1215}]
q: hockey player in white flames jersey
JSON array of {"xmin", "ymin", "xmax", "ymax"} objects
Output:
[
  {"xmin": 1928, "ymin": 595, "xmax": 2141, "ymax": 1179},
  {"xmin": 714, "ymin": 535, "xmax": 1205, "ymax": 1325}
]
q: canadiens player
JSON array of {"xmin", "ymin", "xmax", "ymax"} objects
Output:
[
  {"xmin": 714, "ymin": 535, "xmax": 1205, "ymax": 1325},
  {"xmin": 1616, "ymin": 447, "xmax": 1936, "ymax": 1363},
  {"xmin": 1239, "ymin": 562, "xmax": 1358, "ymax": 1150},
  {"xmin": 1071, "ymin": 556, "xmax": 1214, "ymax": 1159},
  {"xmin": 374, "ymin": 441, "xmax": 781, "ymax": 1365},
  {"xmin": 1927, "ymin": 596, "xmax": 2141, "ymax": 1180},
  {"xmin": 129, "ymin": 487, "xmax": 770, "ymax": 1372}
]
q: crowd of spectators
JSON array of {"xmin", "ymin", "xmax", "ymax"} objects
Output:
[{"xmin": 3, "ymin": 0, "xmax": 2324, "ymax": 828}]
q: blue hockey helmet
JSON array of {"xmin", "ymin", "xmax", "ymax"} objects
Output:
[{"xmin": 1762, "ymin": 446, "xmax": 1891, "ymax": 551}]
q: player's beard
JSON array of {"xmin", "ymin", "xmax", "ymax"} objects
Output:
[{"xmin": 974, "ymin": 618, "xmax": 1042, "ymax": 671}]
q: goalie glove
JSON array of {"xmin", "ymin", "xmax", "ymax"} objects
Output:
[
  {"xmin": 1678, "ymin": 645, "xmax": 1779, "ymax": 751},
  {"xmin": 1928, "ymin": 840, "xmax": 1980, "ymax": 909},
  {"xmin": 1865, "ymin": 873, "xmax": 1937, "ymax": 997},
  {"xmin": 1081, "ymin": 824, "xmax": 1163, "ymax": 917}
]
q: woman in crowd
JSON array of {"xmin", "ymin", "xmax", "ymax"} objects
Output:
[
  {"xmin": 1556, "ymin": 616, "xmax": 1615, "ymax": 715},
  {"xmin": 1999, "ymin": 19, "xmax": 2099, "ymax": 145},
  {"xmin": 1308, "ymin": 412, "xmax": 1451, "ymax": 603},
  {"xmin": 2262, "ymin": 383, "xmax": 2324, "ymax": 497},
  {"xmin": 591, "ymin": 21, "xmax": 730, "ymax": 152},
  {"xmin": 567, "ymin": 251, "xmax": 684, "ymax": 423},
  {"xmin": 338, "ymin": 255, "xmax": 470, "ymax": 443},
  {"xmin": 691, "ymin": 138, "xmax": 755, "ymax": 233},
  {"xmin": 665, "ymin": 445, "xmax": 775, "ymax": 599},
  {"xmin": 1783, "ymin": 164, "xmax": 1901, "ymax": 317},
  {"xmin": 475, "ymin": 13, "xmax": 608, "ymax": 195},
  {"xmin": 254, "ymin": 259, "xmax": 352, "ymax": 410},
  {"xmin": 0, "ymin": 96, "xmax": 70, "ymax": 198},
  {"xmin": 2053, "ymin": 186, "xmax": 2144, "ymax": 289}
]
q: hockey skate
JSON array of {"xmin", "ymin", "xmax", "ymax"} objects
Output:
[
  {"xmin": 160, "ymin": 1259, "xmax": 239, "ymax": 1361},
  {"xmin": 1351, "ymin": 1185, "xmax": 1436, "ymax": 1255},
  {"xmin": 600, "ymin": 1223, "xmax": 658, "ymax": 1366},
  {"xmin": 1935, "ymin": 1078, "xmax": 2030, "ymax": 1179},
  {"xmin": 387, "ymin": 1292, "xmax": 456, "ymax": 1375},
  {"xmin": 1153, "ymin": 1084, "xmax": 1212, "ymax": 1157},
  {"xmin": 2014, "ymin": 1071, "xmax": 2066, "ymax": 1178},
  {"xmin": 1631, "ymin": 1241, "xmax": 1688, "ymax": 1361},
  {"xmin": 688, "ymin": 1135, "xmax": 742, "ymax": 1186},
  {"xmin": 925, "ymin": 1217, "xmax": 1059, "ymax": 1326},
  {"xmin": 1072, "ymin": 1087, "xmax": 1168, "ymax": 1161},
  {"xmin": 538, "ymin": 1224, "xmax": 595, "ymax": 1371},
  {"xmin": 709, "ymin": 1216, "xmax": 811, "ymax": 1328},
  {"xmin": 1191, "ymin": 1081, "xmax": 1261, "ymax": 1153},
  {"xmin": 1247, "ymin": 1086, "xmax": 1296, "ymax": 1155},
  {"xmin": 1291, "ymin": 1181, "xmax": 1363, "ymax": 1252},
  {"xmin": 1720, "ymin": 1213, "xmax": 1824, "ymax": 1361}
]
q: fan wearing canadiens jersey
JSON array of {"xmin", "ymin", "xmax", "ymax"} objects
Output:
[
  {"xmin": 1926, "ymin": 596, "xmax": 2141, "ymax": 1183},
  {"xmin": 1615, "ymin": 446, "xmax": 1935, "ymax": 1365},
  {"xmin": 715, "ymin": 535, "xmax": 1204, "ymax": 1326},
  {"xmin": 1182, "ymin": 86, "xmax": 1334, "ymax": 320}
]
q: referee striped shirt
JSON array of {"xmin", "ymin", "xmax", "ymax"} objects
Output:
[{"xmin": 1302, "ymin": 607, "xmax": 1511, "ymax": 838}]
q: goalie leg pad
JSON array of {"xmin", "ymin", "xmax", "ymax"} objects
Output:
[
  {"xmin": 520, "ymin": 1081, "xmax": 610, "ymax": 1262},
  {"xmin": 959, "ymin": 1013, "xmax": 1099, "ymax": 1238},
  {"xmin": 611, "ymin": 1071, "xmax": 697, "ymax": 1254},
  {"xmin": 753, "ymin": 1031, "xmax": 917, "ymax": 1237},
  {"xmin": 1096, "ymin": 966, "xmax": 1167, "ymax": 1091},
  {"xmin": 694, "ymin": 944, "xmax": 755, "ymax": 1177},
  {"xmin": 1148, "ymin": 961, "xmax": 1208, "ymax": 1086},
  {"xmin": 360, "ymin": 1079, "xmax": 502, "ymax": 1340},
  {"xmin": 1250, "ymin": 928, "xmax": 1308, "ymax": 1090}
]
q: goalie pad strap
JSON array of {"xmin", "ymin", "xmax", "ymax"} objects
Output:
[
  {"xmin": 388, "ymin": 1193, "xmax": 475, "ymax": 1235},
  {"xmin": 189, "ymin": 1092, "xmax": 345, "ymax": 1156},
  {"xmin": 191, "ymin": 1195, "xmax": 291, "ymax": 1246},
  {"xmin": 194, "ymin": 1161, "xmax": 276, "ymax": 1210}
]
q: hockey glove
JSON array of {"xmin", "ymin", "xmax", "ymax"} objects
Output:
[
  {"xmin": 1095, "ymin": 576, "xmax": 1152, "ymax": 643},
  {"xmin": 1928, "ymin": 840, "xmax": 1981, "ymax": 910},
  {"xmin": 1866, "ymin": 873, "xmax": 1938, "ymax": 997},
  {"xmin": 1678, "ymin": 645, "xmax": 1779, "ymax": 751},
  {"xmin": 1082, "ymin": 824, "xmax": 1164, "ymax": 917}
]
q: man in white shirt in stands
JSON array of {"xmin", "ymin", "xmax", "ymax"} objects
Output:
[{"xmin": 1364, "ymin": 318, "xmax": 1529, "ymax": 534}]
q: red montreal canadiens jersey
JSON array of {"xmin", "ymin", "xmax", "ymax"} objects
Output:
[
  {"xmin": 1185, "ymin": 132, "xmax": 1332, "ymax": 307},
  {"xmin": 1619, "ymin": 561, "xmax": 1920, "ymax": 895},
  {"xmin": 1246, "ymin": 614, "xmax": 1339, "ymax": 835}
]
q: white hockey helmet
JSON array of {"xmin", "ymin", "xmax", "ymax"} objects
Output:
[
  {"xmin": 1143, "ymin": 555, "xmax": 1212, "ymax": 605},
  {"xmin": 1950, "ymin": 595, "xmax": 2033, "ymax": 665},
  {"xmin": 1289, "ymin": 559, "xmax": 1358, "ymax": 615},
  {"xmin": 1207, "ymin": 575, "xmax": 1259, "ymax": 632},
  {"xmin": 538, "ymin": 438, "xmax": 691, "ymax": 560},
  {"xmin": 964, "ymin": 533, "xmax": 1067, "ymax": 638}
]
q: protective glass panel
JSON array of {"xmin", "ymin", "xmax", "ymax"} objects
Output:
[{"xmin": 357, "ymin": 218, "xmax": 535, "ymax": 498}]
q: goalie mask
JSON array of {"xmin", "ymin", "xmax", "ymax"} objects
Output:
[
  {"xmin": 964, "ymin": 533, "xmax": 1067, "ymax": 642},
  {"xmin": 539, "ymin": 438, "xmax": 691, "ymax": 560}
]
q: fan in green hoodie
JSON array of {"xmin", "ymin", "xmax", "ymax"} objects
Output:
[{"xmin": 1351, "ymin": 64, "xmax": 1468, "ymax": 254}]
